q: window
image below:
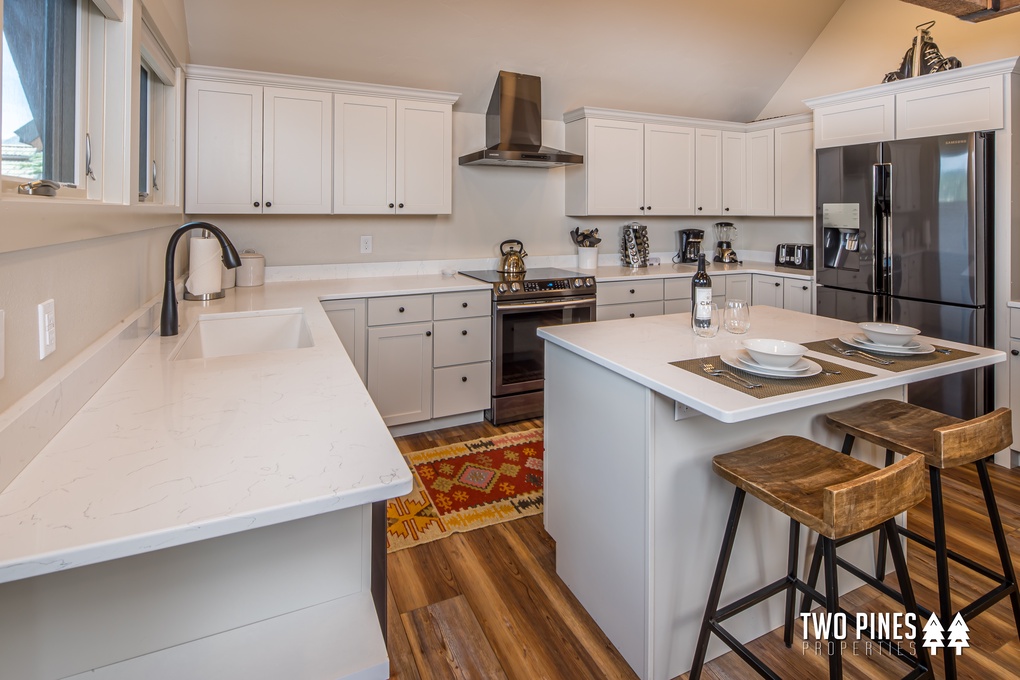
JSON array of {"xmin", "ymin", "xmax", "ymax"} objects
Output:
[
  {"xmin": 2, "ymin": 0, "xmax": 81, "ymax": 184},
  {"xmin": 137, "ymin": 19, "xmax": 177, "ymax": 205}
]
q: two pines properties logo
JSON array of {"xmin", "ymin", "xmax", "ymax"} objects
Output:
[{"xmin": 800, "ymin": 611, "xmax": 970, "ymax": 657}]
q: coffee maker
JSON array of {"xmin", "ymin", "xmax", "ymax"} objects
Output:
[
  {"xmin": 677, "ymin": 229, "xmax": 704, "ymax": 263},
  {"xmin": 713, "ymin": 222, "xmax": 739, "ymax": 263}
]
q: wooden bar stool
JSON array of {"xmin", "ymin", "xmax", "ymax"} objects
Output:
[
  {"xmin": 809, "ymin": 400, "xmax": 1019, "ymax": 679},
  {"xmin": 690, "ymin": 435, "xmax": 931, "ymax": 680}
]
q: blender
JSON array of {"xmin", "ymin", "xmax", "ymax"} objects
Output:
[{"xmin": 713, "ymin": 222, "xmax": 739, "ymax": 263}]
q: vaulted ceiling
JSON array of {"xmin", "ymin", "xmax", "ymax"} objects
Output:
[{"xmin": 181, "ymin": 0, "xmax": 846, "ymax": 123}]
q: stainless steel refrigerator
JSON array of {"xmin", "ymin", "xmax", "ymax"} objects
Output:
[{"xmin": 815, "ymin": 132, "xmax": 994, "ymax": 420}]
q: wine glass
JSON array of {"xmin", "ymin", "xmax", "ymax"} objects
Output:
[
  {"xmin": 724, "ymin": 299, "xmax": 750, "ymax": 334},
  {"xmin": 692, "ymin": 301, "xmax": 720, "ymax": 338}
]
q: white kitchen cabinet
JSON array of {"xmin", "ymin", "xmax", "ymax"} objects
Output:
[
  {"xmin": 720, "ymin": 132, "xmax": 746, "ymax": 216},
  {"xmin": 663, "ymin": 275, "xmax": 726, "ymax": 314},
  {"xmin": 333, "ymin": 96, "xmax": 452, "ymax": 215},
  {"xmin": 752, "ymin": 274, "xmax": 784, "ymax": 308},
  {"xmin": 598, "ymin": 300, "xmax": 664, "ymax": 321},
  {"xmin": 811, "ymin": 94, "xmax": 896, "ymax": 148},
  {"xmin": 643, "ymin": 123, "xmax": 697, "ymax": 216},
  {"xmin": 726, "ymin": 274, "xmax": 751, "ymax": 304},
  {"xmin": 744, "ymin": 129, "xmax": 775, "ymax": 216},
  {"xmin": 597, "ymin": 279, "xmax": 664, "ymax": 319},
  {"xmin": 433, "ymin": 363, "xmax": 491, "ymax": 419},
  {"xmin": 774, "ymin": 122, "xmax": 814, "ymax": 217},
  {"xmin": 783, "ymin": 278, "xmax": 813, "ymax": 314},
  {"xmin": 1011, "ymin": 340, "xmax": 1020, "ymax": 454},
  {"xmin": 895, "ymin": 75, "xmax": 1004, "ymax": 140},
  {"xmin": 432, "ymin": 291, "xmax": 491, "ymax": 419},
  {"xmin": 185, "ymin": 81, "xmax": 332, "ymax": 214},
  {"xmin": 321, "ymin": 299, "xmax": 368, "ymax": 384},
  {"xmin": 367, "ymin": 320, "xmax": 433, "ymax": 427},
  {"xmin": 694, "ymin": 128, "xmax": 722, "ymax": 216}
]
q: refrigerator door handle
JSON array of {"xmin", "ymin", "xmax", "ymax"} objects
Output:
[{"xmin": 874, "ymin": 162, "xmax": 892, "ymax": 296}]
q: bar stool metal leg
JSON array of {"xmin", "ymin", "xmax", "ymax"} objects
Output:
[
  {"xmin": 883, "ymin": 518, "xmax": 932, "ymax": 677},
  {"xmin": 690, "ymin": 488, "xmax": 747, "ymax": 680},
  {"xmin": 784, "ymin": 518, "xmax": 801, "ymax": 648},
  {"xmin": 822, "ymin": 536, "xmax": 842, "ymax": 680},
  {"xmin": 929, "ymin": 467, "xmax": 957, "ymax": 679},
  {"xmin": 874, "ymin": 449, "xmax": 896, "ymax": 582},
  {"xmin": 975, "ymin": 459, "xmax": 1020, "ymax": 635}
]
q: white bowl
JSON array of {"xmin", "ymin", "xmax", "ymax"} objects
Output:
[
  {"xmin": 858, "ymin": 322, "xmax": 920, "ymax": 347},
  {"xmin": 742, "ymin": 338, "xmax": 807, "ymax": 369}
]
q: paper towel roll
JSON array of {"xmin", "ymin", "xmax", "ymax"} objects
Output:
[{"xmin": 186, "ymin": 236, "xmax": 223, "ymax": 296}]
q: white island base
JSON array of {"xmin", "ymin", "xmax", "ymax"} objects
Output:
[
  {"xmin": 544, "ymin": 343, "xmax": 898, "ymax": 680},
  {"xmin": 0, "ymin": 505, "xmax": 388, "ymax": 680}
]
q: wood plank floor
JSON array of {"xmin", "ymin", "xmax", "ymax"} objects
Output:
[{"xmin": 387, "ymin": 419, "xmax": 1020, "ymax": 679}]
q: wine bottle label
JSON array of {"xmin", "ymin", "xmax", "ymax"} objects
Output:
[{"xmin": 694, "ymin": 288, "xmax": 712, "ymax": 319}]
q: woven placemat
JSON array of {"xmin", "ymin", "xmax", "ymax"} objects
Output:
[
  {"xmin": 803, "ymin": 339, "xmax": 977, "ymax": 372},
  {"xmin": 669, "ymin": 356, "xmax": 875, "ymax": 399}
]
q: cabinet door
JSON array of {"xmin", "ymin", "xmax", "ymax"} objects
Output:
[
  {"xmin": 263, "ymin": 88, "xmax": 332, "ymax": 214},
  {"xmin": 694, "ymin": 128, "xmax": 722, "ymax": 216},
  {"xmin": 813, "ymin": 95, "xmax": 895, "ymax": 148},
  {"xmin": 434, "ymin": 362, "xmax": 491, "ymax": 419},
  {"xmin": 585, "ymin": 118, "xmax": 645, "ymax": 215},
  {"xmin": 726, "ymin": 274, "xmax": 752, "ymax": 303},
  {"xmin": 334, "ymin": 94, "xmax": 396, "ymax": 214},
  {"xmin": 185, "ymin": 80, "xmax": 263, "ymax": 214},
  {"xmin": 783, "ymin": 278, "xmax": 813, "ymax": 314},
  {"xmin": 1011, "ymin": 341, "xmax": 1020, "ymax": 451},
  {"xmin": 774, "ymin": 123, "xmax": 814, "ymax": 217},
  {"xmin": 643, "ymin": 124, "xmax": 696, "ymax": 215},
  {"xmin": 745, "ymin": 129, "xmax": 775, "ymax": 216},
  {"xmin": 367, "ymin": 321, "xmax": 433, "ymax": 426},
  {"xmin": 752, "ymin": 274, "xmax": 784, "ymax": 308},
  {"xmin": 896, "ymin": 75, "xmax": 1003, "ymax": 139},
  {"xmin": 396, "ymin": 100, "xmax": 452, "ymax": 214},
  {"xmin": 720, "ymin": 131, "xmax": 746, "ymax": 216},
  {"xmin": 321, "ymin": 299, "xmax": 367, "ymax": 383}
]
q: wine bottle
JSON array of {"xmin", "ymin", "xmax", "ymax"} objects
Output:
[{"xmin": 692, "ymin": 253, "xmax": 713, "ymax": 328}]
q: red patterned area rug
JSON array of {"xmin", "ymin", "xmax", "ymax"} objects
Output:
[{"xmin": 386, "ymin": 428, "xmax": 544, "ymax": 553}]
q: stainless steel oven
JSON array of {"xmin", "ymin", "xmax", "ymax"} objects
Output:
[{"xmin": 459, "ymin": 267, "xmax": 596, "ymax": 424}]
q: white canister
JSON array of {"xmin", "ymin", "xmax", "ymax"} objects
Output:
[
  {"xmin": 577, "ymin": 246, "xmax": 598, "ymax": 270},
  {"xmin": 236, "ymin": 249, "xmax": 265, "ymax": 287}
]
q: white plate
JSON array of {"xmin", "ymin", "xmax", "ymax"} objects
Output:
[
  {"xmin": 838, "ymin": 334, "xmax": 936, "ymax": 356},
  {"xmin": 850, "ymin": 333, "xmax": 922, "ymax": 350},
  {"xmin": 735, "ymin": 349, "xmax": 810, "ymax": 374},
  {"xmin": 721, "ymin": 351, "xmax": 822, "ymax": 379}
]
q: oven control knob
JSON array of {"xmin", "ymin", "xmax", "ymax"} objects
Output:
[
  {"xmin": 574, "ymin": 278, "xmax": 583, "ymax": 288},
  {"xmin": 497, "ymin": 283, "xmax": 508, "ymax": 295},
  {"xmin": 585, "ymin": 277, "xmax": 594, "ymax": 287},
  {"xmin": 510, "ymin": 281, "xmax": 522, "ymax": 293}
]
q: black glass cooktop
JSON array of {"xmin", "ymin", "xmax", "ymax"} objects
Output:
[{"xmin": 458, "ymin": 267, "xmax": 587, "ymax": 283}]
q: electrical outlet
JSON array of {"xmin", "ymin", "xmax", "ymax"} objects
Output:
[
  {"xmin": 0, "ymin": 310, "xmax": 5, "ymax": 380},
  {"xmin": 360, "ymin": 235, "xmax": 373, "ymax": 254},
  {"xmin": 38, "ymin": 299, "xmax": 56, "ymax": 360}
]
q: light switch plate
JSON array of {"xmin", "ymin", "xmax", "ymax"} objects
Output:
[
  {"xmin": 38, "ymin": 299, "xmax": 56, "ymax": 360},
  {"xmin": 0, "ymin": 310, "xmax": 5, "ymax": 379}
]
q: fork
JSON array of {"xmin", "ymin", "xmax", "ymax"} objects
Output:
[
  {"xmin": 701, "ymin": 361, "xmax": 762, "ymax": 389},
  {"xmin": 825, "ymin": 340, "xmax": 894, "ymax": 365}
]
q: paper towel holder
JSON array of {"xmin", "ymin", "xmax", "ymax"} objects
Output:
[{"xmin": 184, "ymin": 229, "xmax": 226, "ymax": 301}]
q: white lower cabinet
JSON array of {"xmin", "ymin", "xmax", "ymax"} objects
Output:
[
  {"xmin": 431, "ymin": 290, "xmax": 491, "ymax": 419},
  {"xmin": 321, "ymin": 299, "xmax": 367, "ymax": 383},
  {"xmin": 726, "ymin": 274, "xmax": 752, "ymax": 304},
  {"xmin": 751, "ymin": 274, "xmax": 785, "ymax": 308},
  {"xmin": 433, "ymin": 363, "xmax": 490, "ymax": 419},
  {"xmin": 367, "ymin": 320, "xmax": 434, "ymax": 426},
  {"xmin": 752, "ymin": 274, "xmax": 814, "ymax": 312},
  {"xmin": 783, "ymin": 279, "xmax": 813, "ymax": 314},
  {"xmin": 596, "ymin": 279, "xmax": 664, "ymax": 319}
]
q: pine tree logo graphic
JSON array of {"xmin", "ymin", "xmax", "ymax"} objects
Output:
[
  {"xmin": 947, "ymin": 613, "xmax": 970, "ymax": 655},
  {"xmin": 921, "ymin": 614, "xmax": 970, "ymax": 655},
  {"xmin": 922, "ymin": 615, "xmax": 944, "ymax": 655}
]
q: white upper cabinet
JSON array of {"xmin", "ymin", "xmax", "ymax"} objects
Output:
[
  {"xmin": 744, "ymin": 128, "xmax": 775, "ymax": 216},
  {"xmin": 185, "ymin": 80, "xmax": 263, "ymax": 214},
  {"xmin": 333, "ymin": 94, "xmax": 395, "ymax": 214},
  {"xmin": 774, "ymin": 122, "xmax": 814, "ymax": 217},
  {"xmin": 643, "ymin": 124, "xmax": 696, "ymax": 216},
  {"xmin": 720, "ymin": 131, "xmax": 746, "ymax": 216},
  {"xmin": 568, "ymin": 118, "xmax": 644, "ymax": 216},
  {"xmin": 396, "ymin": 100, "xmax": 453, "ymax": 215},
  {"xmin": 185, "ymin": 66, "xmax": 458, "ymax": 216},
  {"xmin": 694, "ymin": 128, "xmax": 722, "ymax": 216},
  {"xmin": 263, "ymin": 87, "xmax": 333, "ymax": 214}
]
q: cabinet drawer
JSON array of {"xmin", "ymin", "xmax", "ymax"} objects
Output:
[
  {"xmin": 664, "ymin": 274, "xmax": 725, "ymax": 300},
  {"xmin": 597, "ymin": 300, "xmax": 663, "ymax": 321},
  {"xmin": 433, "ymin": 317, "xmax": 492, "ymax": 367},
  {"xmin": 664, "ymin": 295, "xmax": 725, "ymax": 316},
  {"xmin": 597, "ymin": 279, "xmax": 663, "ymax": 305},
  {"xmin": 434, "ymin": 290, "xmax": 491, "ymax": 320},
  {"xmin": 433, "ymin": 362, "xmax": 491, "ymax": 419},
  {"xmin": 368, "ymin": 294, "xmax": 432, "ymax": 325}
]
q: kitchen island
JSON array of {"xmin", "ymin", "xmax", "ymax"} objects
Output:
[{"xmin": 537, "ymin": 307, "xmax": 1003, "ymax": 680}]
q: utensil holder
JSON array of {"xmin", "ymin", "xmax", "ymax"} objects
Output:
[{"xmin": 578, "ymin": 246, "xmax": 598, "ymax": 270}]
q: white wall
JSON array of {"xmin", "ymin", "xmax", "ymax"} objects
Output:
[
  {"xmin": 759, "ymin": 0, "xmax": 1020, "ymax": 118},
  {"xmin": 192, "ymin": 112, "xmax": 812, "ymax": 268}
]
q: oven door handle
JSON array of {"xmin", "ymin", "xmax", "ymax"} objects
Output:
[{"xmin": 494, "ymin": 297, "xmax": 595, "ymax": 312}]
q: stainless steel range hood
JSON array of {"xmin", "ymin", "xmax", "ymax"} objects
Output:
[{"xmin": 458, "ymin": 71, "xmax": 583, "ymax": 168}]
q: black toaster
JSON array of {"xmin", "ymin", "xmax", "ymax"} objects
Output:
[{"xmin": 775, "ymin": 243, "xmax": 814, "ymax": 270}]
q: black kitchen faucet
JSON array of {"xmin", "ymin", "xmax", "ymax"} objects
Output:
[{"xmin": 160, "ymin": 221, "xmax": 242, "ymax": 336}]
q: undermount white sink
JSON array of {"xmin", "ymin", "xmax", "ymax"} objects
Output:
[{"xmin": 171, "ymin": 308, "xmax": 314, "ymax": 361}]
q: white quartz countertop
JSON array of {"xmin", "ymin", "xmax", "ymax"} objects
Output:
[
  {"xmin": 538, "ymin": 306, "xmax": 1003, "ymax": 424},
  {"xmin": 0, "ymin": 275, "xmax": 491, "ymax": 585},
  {"xmin": 590, "ymin": 259, "xmax": 813, "ymax": 282}
]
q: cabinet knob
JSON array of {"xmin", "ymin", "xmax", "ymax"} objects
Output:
[
  {"xmin": 461, "ymin": 330, "xmax": 468, "ymax": 335},
  {"xmin": 697, "ymin": 206, "xmax": 703, "ymax": 211},
  {"xmin": 398, "ymin": 307, "xmax": 405, "ymax": 313},
  {"xmin": 724, "ymin": 207, "xmax": 730, "ymax": 212},
  {"xmin": 1012, "ymin": 350, "xmax": 1019, "ymax": 356},
  {"xmin": 253, "ymin": 202, "xmax": 260, "ymax": 207},
  {"xmin": 461, "ymin": 376, "xmax": 468, "ymax": 382},
  {"xmin": 265, "ymin": 201, "xmax": 272, "ymax": 208},
  {"xmin": 630, "ymin": 289, "xmax": 635, "ymax": 294},
  {"xmin": 802, "ymin": 285, "xmax": 809, "ymax": 290},
  {"xmin": 629, "ymin": 313, "xmax": 635, "ymax": 318},
  {"xmin": 425, "ymin": 330, "xmax": 431, "ymax": 337},
  {"xmin": 639, "ymin": 206, "xmax": 645, "ymax": 211},
  {"xmin": 388, "ymin": 203, "xmax": 394, "ymax": 208},
  {"xmin": 462, "ymin": 302, "xmax": 468, "ymax": 308},
  {"xmin": 398, "ymin": 203, "xmax": 404, "ymax": 209},
  {"xmin": 775, "ymin": 282, "xmax": 781, "ymax": 287},
  {"xmin": 647, "ymin": 206, "xmax": 652, "ymax": 211}
]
